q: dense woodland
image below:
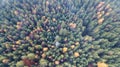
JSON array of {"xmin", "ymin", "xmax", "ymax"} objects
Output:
[{"xmin": 0, "ymin": 0, "xmax": 120, "ymax": 67}]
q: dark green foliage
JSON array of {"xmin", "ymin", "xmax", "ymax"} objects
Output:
[{"xmin": 0, "ymin": 0, "xmax": 120, "ymax": 67}]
